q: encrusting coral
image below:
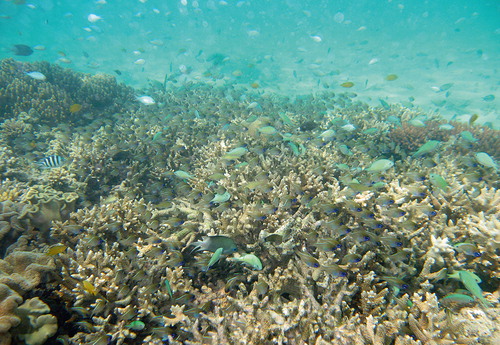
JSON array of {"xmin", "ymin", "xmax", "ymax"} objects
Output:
[{"xmin": 0, "ymin": 58, "xmax": 498, "ymax": 344}]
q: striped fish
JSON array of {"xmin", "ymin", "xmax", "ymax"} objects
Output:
[{"xmin": 39, "ymin": 155, "xmax": 65, "ymax": 168}]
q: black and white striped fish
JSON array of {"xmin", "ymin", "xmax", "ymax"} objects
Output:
[{"xmin": 39, "ymin": 155, "xmax": 66, "ymax": 168}]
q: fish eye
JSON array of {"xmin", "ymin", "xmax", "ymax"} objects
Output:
[
  {"xmin": 375, "ymin": 241, "xmax": 382, "ymax": 246},
  {"xmin": 339, "ymin": 271, "xmax": 347, "ymax": 277},
  {"xmin": 376, "ymin": 224, "xmax": 384, "ymax": 228},
  {"xmin": 419, "ymin": 192, "xmax": 426, "ymax": 197},
  {"xmin": 473, "ymin": 252, "xmax": 482, "ymax": 257},
  {"xmin": 395, "ymin": 241, "xmax": 403, "ymax": 247},
  {"xmin": 388, "ymin": 200, "xmax": 395, "ymax": 204},
  {"xmin": 401, "ymin": 284, "xmax": 409, "ymax": 290},
  {"xmin": 363, "ymin": 236, "xmax": 371, "ymax": 242},
  {"xmin": 368, "ymin": 213, "xmax": 375, "ymax": 218},
  {"xmin": 259, "ymin": 216, "xmax": 267, "ymax": 220},
  {"xmin": 336, "ymin": 244, "xmax": 342, "ymax": 249},
  {"xmin": 429, "ymin": 211, "xmax": 437, "ymax": 216},
  {"xmin": 355, "ymin": 208, "xmax": 362, "ymax": 212},
  {"xmin": 399, "ymin": 211, "xmax": 406, "ymax": 216},
  {"xmin": 291, "ymin": 198, "xmax": 298, "ymax": 203},
  {"xmin": 312, "ymin": 263, "xmax": 320, "ymax": 268}
]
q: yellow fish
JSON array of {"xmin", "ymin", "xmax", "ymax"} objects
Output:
[
  {"xmin": 82, "ymin": 280, "xmax": 98, "ymax": 295},
  {"xmin": 46, "ymin": 244, "xmax": 67, "ymax": 256},
  {"xmin": 340, "ymin": 81, "xmax": 354, "ymax": 88},
  {"xmin": 69, "ymin": 103, "xmax": 82, "ymax": 113},
  {"xmin": 385, "ymin": 74, "xmax": 398, "ymax": 81}
]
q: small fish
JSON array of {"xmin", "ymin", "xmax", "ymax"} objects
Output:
[
  {"xmin": 82, "ymin": 280, "xmax": 98, "ymax": 295},
  {"xmin": 482, "ymin": 94, "xmax": 495, "ymax": 102},
  {"xmin": 136, "ymin": 95, "xmax": 155, "ymax": 105},
  {"xmin": 412, "ymin": 140, "xmax": 440, "ymax": 157},
  {"xmin": 164, "ymin": 279, "xmax": 174, "ymax": 299},
  {"xmin": 408, "ymin": 119, "xmax": 426, "ymax": 127},
  {"xmin": 340, "ymin": 124, "xmax": 356, "ymax": 132},
  {"xmin": 385, "ymin": 74, "xmax": 398, "ymax": 81},
  {"xmin": 315, "ymin": 238, "xmax": 342, "ymax": 251},
  {"xmin": 429, "ymin": 173, "xmax": 449, "ymax": 191},
  {"xmin": 381, "ymin": 276, "xmax": 409, "ymax": 294},
  {"xmin": 295, "ymin": 250, "xmax": 320, "ymax": 268},
  {"xmin": 87, "ymin": 14, "xmax": 102, "ymax": 23},
  {"xmin": 366, "ymin": 159, "xmax": 394, "ymax": 172},
  {"xmin": 441, "ymin": 293, "xmax": 475, "ymax": 306},
  {"xmin": 453, "ymin": 243, "xmax": 481, "ymax": 257},
  {"xmin": 475, "ymin": 152, "xmax": 497, "ymax": 170},
  {"xmin": 439, "ymin": 124, "xmax": 454, "ymax": 130},
  {"xmin": 233, "ymin": 254, "xmax": 263, "ymax": 270},
  {"xmin": 46, "ymin": 244, "xmax": 67, "ymax": 256},
  {"xmin": 205, "ymin": 247, "xmax": 224, "ymax": 271},
  {"xmin": 341, "ymin": 253, "xmax": 362, "ymax": 264},
  {"xmin": 222, "ymin": 147, "xmax": 248, "ymax": 160},
  {"xmin": 340, "ymin": 81, "xmax": 354, "ymax": 88},
  {"xmin": 11, "ymin": 44, "xmax": 33, "ymax": 56},
  {"xmin": 25, "ymin": 71, "xmax": 46, "ymax": 80},
  {"xmin": 69, "ymin": 103, "xmax": 82, "ymax": 113},
  {"xmin": 173, "ymin": 170, "xmax": 193, "ymax": 179},
  {"xmin": 449, "ymin": 270, "xmax": 492, "ymax": 307},
  {"xmin": 39, "ymin": 155, "xmax": 65, "ymax": 168},
  {"xmin": 322, "ymin": 264, "xmax": 347, "ymax": 277},
  {"xmin": 460, "ymin": 131, "xmax": 478, "ymax": 143},
  {"xmin": 134, "ymin": 58, "xmax": 146, "ymax": 65},
  {"xmin": 310, "ymin": 35, "xmax": 322, "ymax": 42},
  {"xmin": 126, "ymin": 320, "xmax": 145, "ymax": 331},
  {"xmin": 469, "ymin": 114, "xmax": 479, "ymax": 125},
  {"xmin": 114, "ymin": 69, "xmax": 122, "ymax": 75},
  {"xmin": 258, "ymin": 126, "xmax": 277, "ymax": 135},
  {"xmin": 319, "ymin": 129, "xmax": 336, "ymax": 141},
  {"xmin": 210, "ymin": 191, "xmax": 231, "ymax": 204},
  {"xmin": 192, "ymin": 235, "xmax": 237, "ymax": 255}
]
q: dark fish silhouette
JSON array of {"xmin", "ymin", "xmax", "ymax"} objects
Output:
[{"xmin": 12, "ymin": 44, "xmax": 33, "ymax": 56}]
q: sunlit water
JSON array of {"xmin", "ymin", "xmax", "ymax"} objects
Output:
[{"xmin": 1, "ymin": 0, "xmax": 498, "ymax": 126}]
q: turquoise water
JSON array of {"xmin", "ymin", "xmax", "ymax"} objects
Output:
[{"xmin": 1, "ymin": 0, "xmax": 498, "ymax": 126}]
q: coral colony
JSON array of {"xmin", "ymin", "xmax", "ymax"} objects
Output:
[{"xmin": 0, "ymin": 59, "xmax": 499, "ymax": 345}]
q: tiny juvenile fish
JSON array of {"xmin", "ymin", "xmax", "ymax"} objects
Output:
[{"xmin": 39, "ymin": 155, "xmax": 65, "ymax": 168}]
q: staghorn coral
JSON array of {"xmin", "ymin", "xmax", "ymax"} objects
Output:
[{"xmin": 0, "ymin": 60, "xmax": 498, "ymax": 344}]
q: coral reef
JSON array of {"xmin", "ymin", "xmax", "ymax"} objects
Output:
[{"xmin": 0, "ymin": 59, "xmax": 498, "ymax": 344}]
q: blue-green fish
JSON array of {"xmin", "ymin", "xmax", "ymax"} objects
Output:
[
  {"xmin": 475, "ymin": 152, "xmax": 498, "ymax": 171},
  {"xmin": 429, "ymin": 173, "xmax": 448, "ymax": 191},
  {"xmin": 412, "ymin": 140, "xmax": 440, "ymax": 157},
  {"xmin": 448, "ymin": 270, "xmax": 492, "ymax": 308},
  {"xmin": 233, "ymin": 253, "xmax": 263, "ymax": 270},
  {"xmin": 366, "ymin": 159, "xmax": 394, "ymax": 172},
  {"xmin": 205, "ymin": 247, "xmax": 224, "ymax": 270},
  {"xmin": 210, "ymin": 191, "xmax": 231, "ymax": 204},
  {"xmin": 174, "ymin": 170, "xmax": 194, "ymax": 179}
]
